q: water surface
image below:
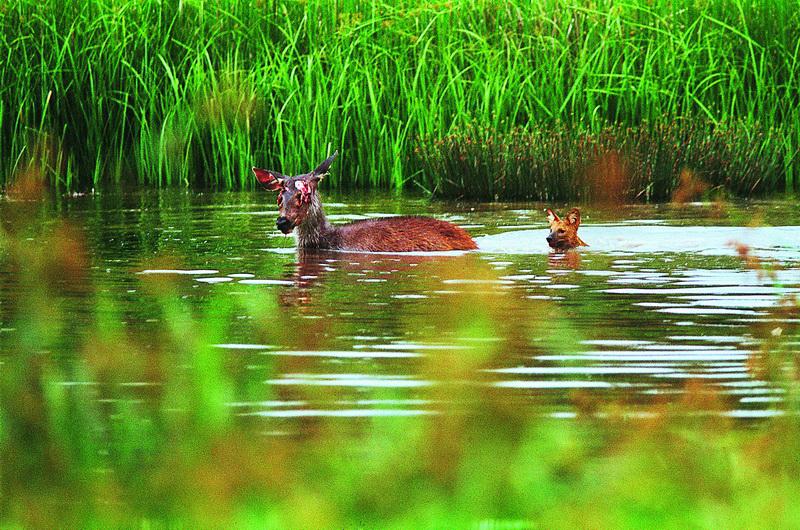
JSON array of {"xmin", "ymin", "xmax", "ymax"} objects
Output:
[{"xmin": 2, "ymin": 192, "xmax": 799, "ymax": 426}]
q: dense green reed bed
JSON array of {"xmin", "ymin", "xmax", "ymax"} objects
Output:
[
  {"xmin": 2, "ymin": 0, "xmax": 800, "ymax": 197},
  {"xmin": 411, "ymin": 119, "xmax": 789, "ymax": 200}
]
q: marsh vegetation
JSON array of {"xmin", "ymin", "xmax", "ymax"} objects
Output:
[
  {"xmin": 2, "ymin": 0, "xmax": 799, "ymax": 197},
  {"xmin": 3, "ymin": 1, "xmax": 800, "ymax": 526}
]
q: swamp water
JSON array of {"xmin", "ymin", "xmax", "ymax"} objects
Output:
[{"xmin": 2, "ymin": 192, "xmax": 799, "ymax": 426}]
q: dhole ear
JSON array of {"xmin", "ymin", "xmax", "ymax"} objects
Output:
[
  {"xmin": 546, "ymin": 209, "xmax": 560, "ymax": 224},
  {"xmin": 566, "ymin": 208, "xmax": 581, "ymax": 226},
  {"xmin": 312, "ymin": 150, "xmax": 338, "ymax": 177},
  {"xmin": 252, "ymin": 167, "xmax": 284, "ymax": 191}
]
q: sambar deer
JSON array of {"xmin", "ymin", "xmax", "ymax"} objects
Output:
[{"xmin": 252, "ymin": 152, "xmax": 477, "ymax": 252}]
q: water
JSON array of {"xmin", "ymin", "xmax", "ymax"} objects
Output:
[{"xmin": 3, "ymin": 191, "xmax": 799, "ymax": 424}]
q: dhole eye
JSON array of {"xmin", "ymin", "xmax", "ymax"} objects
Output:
[{"xmin": 558, "ymin": 228, "xmax": 566, "ymax": 234}]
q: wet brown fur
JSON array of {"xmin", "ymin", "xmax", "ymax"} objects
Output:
[
  {"xmin": 253, "ymin": 152, "xmax": 477, "ymax": 252},
  {"xmin": 546, "ymin": 207, "xmax": 587, "ymax": 251},
  {"xmin": 332, "ymin": 216, "xmax": 477, "ymax": 252}
]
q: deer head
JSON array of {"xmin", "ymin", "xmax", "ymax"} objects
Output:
[{"xmin": 252, "ymin": 151, "xmax": 338, "ymax": 234}]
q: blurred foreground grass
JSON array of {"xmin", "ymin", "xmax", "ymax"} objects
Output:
[{"xmin": 1, "ymin": 205, "xmax": 800, "ymax": 528}]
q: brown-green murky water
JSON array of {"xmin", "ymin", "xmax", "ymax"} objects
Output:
[{"xmin": 3, "ymin": 192, "xmax": 799, "ymax": 425}]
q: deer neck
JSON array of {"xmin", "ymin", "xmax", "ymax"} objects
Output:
[{"xmin": 296, "ymin": 194, "xmax": 337, "ymax": 249}]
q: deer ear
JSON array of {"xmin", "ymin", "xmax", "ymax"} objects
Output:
[
  {"xmin": 546, "ymin": 209, "xmax": 560, "ymax": 224},
  {"xmin": 309, "ymin": 172, "xmax": 325, "ymax": 186},
  {"xmin": 566, "ymin": 208, "xmax": 581, "ymax": 226},
  {"xmin": 252, "ymin": 167, "xmax": 284, "ymax": 191},
  {"xmin": 312, "ymin": 150, "xmax": 338, "ymax": 176}
]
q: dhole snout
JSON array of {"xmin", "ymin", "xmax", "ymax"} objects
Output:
[{"xmin": 546, "ymin": 208, "xmax": 587, "ymax": 251}]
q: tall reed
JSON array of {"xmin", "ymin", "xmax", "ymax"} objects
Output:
[{"xmin": 1, "ymin": 0, "xmax": 799, "ymax": 197}]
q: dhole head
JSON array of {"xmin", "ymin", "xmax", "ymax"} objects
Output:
[
  {"xmin": 252, "ymin": 151, "xmax": 338, "ymax": 234},
  {"xmin": 546, "ymin": 207, "xmax": 587, "ymax": 251}
]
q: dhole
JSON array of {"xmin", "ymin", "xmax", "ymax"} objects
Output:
[
  {"xmin": 252, "ymin": 151, "xmax": 477, "ymax": 252},
  {"xmin": 546, "ymin": 208, "xmax": 587, "ymax": 251}
]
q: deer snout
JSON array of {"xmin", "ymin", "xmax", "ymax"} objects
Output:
[
  {"xmin": 276, "ymin": 216, "xmax": 295, "ymax": 234},
  {"xmin": 546, "ymin": 231, "xmax": 565, "ymax": 250}
]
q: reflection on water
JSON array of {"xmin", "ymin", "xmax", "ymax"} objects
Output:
[{"xmin": 3, "ymin": 192, "xmax": 799, "ymax": 424}]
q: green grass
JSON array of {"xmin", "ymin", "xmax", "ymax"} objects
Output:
[{"xmin": 2, "ymin": 0, "xmax": 799, "ymax": 197}]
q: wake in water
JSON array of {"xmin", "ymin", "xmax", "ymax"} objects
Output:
[{"xmin": 477, "ymin": 224, "xmax": 800, "ymax": 260}]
